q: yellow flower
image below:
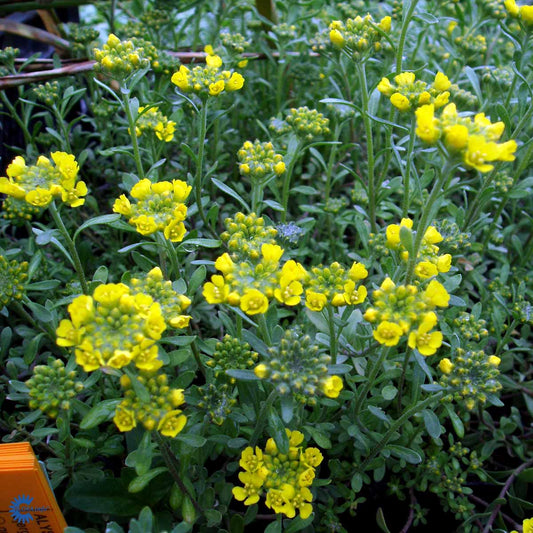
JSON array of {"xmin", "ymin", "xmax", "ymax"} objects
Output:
[
  {"xmin": 157, "ymin": 410, "xmax": 187, "ymax": 437},
  {"xmin": 391, "ymin": 92, "xmax": 410, "ymax": 111},
  {"xmin": 56, "ymin": 319, "xmax": 82, "ymax": 347},
  {"xmin": 206, "ymin": 53, "xmax": 222, "ymax": 68},
  {"xmin": 445, "ymin": 124, "xmax": 469, "ymax": 150},
  {"xmin": 254, "ymin": 363, "xmax": 270, "ymax": 379},
  {"xmin": 433, "ymin": 72, "xmax": 451, "ymax": 92},
  {"xmin": 163, "ymin": 219, "xmax": 186, "ymax": 242},
  {"xmin": 171, "ymin": 65, "xmax": 191, "ymax": 91},
  {"xmin": 349, "ymin": 261, "xmax": 368, "ymax": 280},
  {"xmin": 374, "ymin": 321, "xmax": 403, "ymax": 346},
  {"xmin": 488, "ymin": 355, "xmax": 501, "ymax": 366},
  {"xmin": 209, "ymin": 80, "xmax": 225, "ymax": 96},
  {"xmin": 329, "ymin": 28, "xmax": 345, "ymax": 47},
  {"xmin": 437, "ymin": 254, "xmax": 452, "ymax": 273},
  {"xmin": 303, "ymin": 448, "xmax": 323, "ymax": 467},
  {"xmin": 266, "ymin": 485, "xmax": 296, "ymax": 518},
  {"xmin": 521, "ymin": 5, "xmax": 533, "ymax": 24},
  {"xmin": 113, "ymin": 194, "xmax": 132, "ymax": 216},
  {"xmin": 424, "ymin": 280, "xmax": 450, "ymax": 307},
  {"xmin": 7, "ymin": 155, "xmax": 26, "ymax": 177},
  {"xmin": 232, "ymin": 471, "xmax": 264, "ymax": 505},
  {"xmin": 504, "ymin": 0, "xmax": 519, "ymax": 16},
  {"xmin": 407, "ymin": 312, "xmax": 443, "ymax": 356},
  {"xmin": 261, "ymin": 243, "xmax": 284, "ymax": 264},
  {"xmin": 377, "ymin": 77, "xmax": 393, "ymax": 96},
  {"xmin": 416, "ymin": 104, "xmax": 440, "ymax": 144},
  {"xmin": 379, "ymin": 16, "xmax": 392, "ymax": 32},
  {"xmin": 131, "ymin": 214, "xmax": 158, "ymax": 235},
  {"xmin": 415, "ymin": 261, "xmax": 438, "ymax": 279},
  {"xmin": 439, "ymin": 358, "xmax": 454, "ymax": 374},
  {"xmin": 113, "ymin": 405, "xmax": 136, "ymax": 432},
  {"xmin": 203, "ymin": 275, "xmax": 229, "ymax": 304},
  {"xmin": 394, "ymin": 72, "xmax": 415, "ymax": 86},
  {"xmin": 240, "ymin": 289, "xmax": 269, "ymax": 315},
  {"xmin": 321, "ymin": 375, "xmax": 343, "ymax": 398},
  {"xmin": 343, "ymin": 281, "xmax": 367, "ymax": 305},
  {"xmin": 25, "ymin": 188, "xmax": 52, "ymax": 207},
  {"xmin": 225, "ymin": 72, "xmax": 245, "ymax": 91},
  {"xmin": 305, "ymin": 290, "xmax": 327, "ymax": 312},
  {"xmin": 386, "ymin": 218, "xmax": 413, "ymax": 248}
]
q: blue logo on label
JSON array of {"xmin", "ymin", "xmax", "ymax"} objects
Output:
[{"xmin": 9, "ymin": 494, "xmax": 34, "ymax": 524}]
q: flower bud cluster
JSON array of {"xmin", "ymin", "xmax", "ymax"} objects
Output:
[
  {"xmin": 270, "ymin": 107, "xmax": 330, "ymax": 142},
  {"xmin": 453, "ymin": 312, "xmax": 489, "ymax": 342},
  {"xmin": 237, "ymin": 140, "xmax": 286, "ymax": 179},
  {"xmin": 26, "ymin": 359, "xmax": 83, "ymax": 418},
  {"xmin": 207, "ymin": 335, "xmax": 258, "ymax": 383},
  {"xmin": 386, "ymin": 218, "xmax": 452, "ymax": 279},
  {"xmin": 33, "ymin": 81, "xmax": 61, "ymax": 106},
  {"xmin": 435, "ymin": 220, "xmax": 471, "ymax": 254},
  {"xmin": 139, "ymin": 8, "xmax": 171, "ymax": 31},
  {"xmin": 377, "ymin": 71, "xmax": 451, "ymax": 112},
  {"xmin": 221, "ymin": 212, "xmax": 278, "ymax": 260},
  {"xmin": 416, "ymin": 103, "xmax": 517, "ymax": 173},
  {"xmin": 328, "ymin": 15, "xmax": 392, "ymax": 59},
  {"xmin": 113, "ymin": 178, "xmax": 191, "ymax": 241},
  {"xmin": 93, "ymin": 33, "xmax": 150, "ymax": 79},
  {"xmin": 135, "ymin": 106, "xmax": 176, "ymax": 142},
  {"xmin": 438, "ymin": 348, "xmax": 502, "ymax": 410},
  {"xmin": 221, "ymin": 32, "xmax": 251, "ymax": 54},
  {"xmin": 271, "ymin": 23, "xmax": 298, "ymax": 40},
  {"xmin": 128, "ymin": 267, "xmax": 191, "ymax": 329},
  {"xmin": 1, "ymin": 197, "xmax": 42, "ymax": 225},
  {"xmin": 113, "ymin": 371, "xmax": 186, "ymax": 437},
  {"xmin": 454, "ymin": 33, "xmax": 487, "ymax": 58},
  {"xmin": 61, "ymin": 23, "xmax": 99, "ymax": 57},
  {"xmin": 480, "ymin": 0, "xmax": 507, "ymax": 19},
  {"xmin": 197, "ymin": 383, "xmax": 236, "ymax": 425},
  {"xmin": 0, "ymin": 255, "xmax": 28, "ymax": 307},
  {"xmin": 56, "ymin": 283, "xmax": 166, "ymax": 372},
  {"xmin": 481, "ymin": 66, "xmax": 513, "ymax": 90},
  {"xmin": 0, "ymin": 152, "xmax": 87, "ymax": 208},
  {"xmin": 254, "ymin": 328, "xmax": 343, "ymax": 404},
  {"xmin": 171, "ymin": 53, "xmax": 244, "ymax": 98},
  {"xmin": 364, "ymin": 278, "xmax": 449, "ymax": 355},
  {"xmin": 304, "ymin": 261, "xmax": 368, "ymax": 311},
  {"xmin": 0, "ymin": 46, "xmax": 20, "ymax": 66},
  {"xmin": 232, "ymin": 429, "xmax": 323, "ymax": 519}
]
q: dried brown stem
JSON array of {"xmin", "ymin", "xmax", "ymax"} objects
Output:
[{"xmin": 0, "ymin": 18, "xmax": 70, "ymax": 50}]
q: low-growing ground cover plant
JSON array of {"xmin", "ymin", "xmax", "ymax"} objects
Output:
[{"xmin": 0, "ymin": 0, "xmax": 532, "ymax": 531}]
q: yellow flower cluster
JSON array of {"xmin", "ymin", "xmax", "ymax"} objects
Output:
[
  {"xmin": 135, "ymin": 106, "xmax": 176, "ymax": 142},
  {"xmin": 113, "ymin": 178, "xmax": 191, "ymax": 241},
  {"xmin": 386, "ymin": 218, "xmax": 452, "ymax": 279},
  {"xmin": 377, "ymin": 71, "xmax": 451, "ymax": 112},
  {"xmin": 0, "ymin": 255, "xmax": 28, "ymax": 307},
  {"xmin": 416, "ymin": 103, "xmax": 517, "ymax": 172},
  {"xmin": 93, "ymin": 33, "xmax": 150, "ymax": 78},
  {"xmin": 304, "ymin": 261, "xmax": 368, "ymax": 311},
  {"xmin": 114, "ymin": 372, "xmax": 187, "ymax": 437},
  {"xmin": 232, "ymin": 429, "xmax": 323, "ymax": 519},
  {"xmin": 128, "ymin": 267, "xmax": 191, "ymax": 329},
  {"xmin": 0, "ymin": 152, "xmax": 87, "ymax": 208},
  {"xmin": 56, "ymin": 283, "xmax": 166, "ymax": 372},
  {"xmin": 439, "ymin": 349, "xmax": 502, "ymax": 411},
  {"xmin": 504, "ymin": 0, "xmax": 533, "ymax": 25},
  {"xmin": 171, "ymin": 53, "xmax": 244, "ymax": 97},
  {"xmin": 364, "ymin": 278, "xmax": 449, "ymax": 355},
  {"xmin": 237, "ymin": 140, "xmax": 286, "ymax": 178},
  {"xmin": 329, "ymin": 14, "xmax": 392, "ymax": 58},
  {"xmin": 254, "ymin": 328, "xmax": 344, "ymax": 404}
]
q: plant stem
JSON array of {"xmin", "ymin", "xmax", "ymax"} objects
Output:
[
  {"xmin": 0, "ymin": 91, "xmax": 32, "ymax": 145},
  {"xmin": 52, "ymin": 103, "xmax": 72, "ymax": 153},
  {"xmin": 352, "ymin": 346, "xmax": 392, "ymax": 420},
  {"xmin": 358, "ymin": 392, "xmax": 442, "ymax": 473},
  {"xmin": 405, "ymin": 161, "xmax": 454, "ymax": 284},
  {"xmin": 356, "ymin": 61, "xmax": 377, "ymax": 233},
  {"xmin": 327, "ymin": 305, "xmax": 338, "ymax": 365},
  {"xmin": 396, "ymin": 348, "xmax": 412, "ymax": 413},
  {"xmin": 122, "ymin": 91, "xmax": 144, "ymax": 180},
  {"xmin": 250, "ymin": 389, "xmax": 277, "ymax": 446},
  {"xmin": 401, "ymin": 119, "xmax": 417, "ymax": 217},
  {"xmin": 48, "ymin": 201, "xmax": 89, "ymax": 294},
  {"xmin": 281, "ymin": 140, "xmax": 303, "ymax": 223},
  {"xmin": 395, "ymin": 0, "xmax": 421, "ymax": 74},
  {"xmin": 154, "ymin": 432, "xmax": 203, "ymax": 515}
]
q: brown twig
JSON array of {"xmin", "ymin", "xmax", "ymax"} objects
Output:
[
  {"xmin": 399, "ymin": 488, "xmax": 416, "ymax": 533},
  {"xmin": 0, "ymin": 0, "xmax": 96, "ymax": 15},
  {"xmin": 469, "ymin": 494, "xmax": 520, "ymax": 530},
  {"xmin": 482, "ymin": 458, "xmax": 533, "ymax": 533},
  {"xmin": 0, "ymin": 18, "xmax": 70, "ymax": 50}
]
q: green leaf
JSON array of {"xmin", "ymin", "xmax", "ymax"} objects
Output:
[
  {"xmin": 381, "ymin": 385, "xmax": 398, "ymax": 401},
  {"xmin": 176, "ymin": 434, "xmax": 207, "ymax": 448},
  {"xmin": 128, "ymin": 467, "xmax": 168, "ymax": 493},
  {"xmin": 26, "ymin": 301, "xmax": 53, "ymax": 323},
  {"xmin": 129, "ymin": 507, "xmax": 153, "ymax": 533},
  {"xmin": 188, "ymin": 265, "xmax": 206, "ymax": 295},
  {"xmin": 368, "ymin": 405, "xmax": 390, "ymax": 423},
  {"xmin": 285, "ymin": 515, "xmax": 315, "ymax": 532},
  {"xmin": 387, "ymin": 445, "xmax": 422, "ymax": 464},
  {"xmin": 303, "ymin": 425, "xmax": 332, "ymax": 449},
  {"xmin": 205, "ymin": 509, "xmax": 222, "ymax": 527},
  {"xmin": 264, "ymin": 520, "xmax": 282, "ymax": 533},
  {"xmin": 80, "ymin": 399, "xmax": 121, "ymax": 430},
  {"xmin": 211, "ymin": 177, "xmax": 250, "ymax": 211},
  {"xmin": 178, "ymin": 238, "xmax": 221, "ymax": 250},
  {"xmin": 376, "ymin": 508, "xmax": 392, "ymax": 533},
  {"xmin": 444, "ymin": 403, "xmax": 464, "ymax": 438},
  {"xmin": 422, "ymin": 409, "xmax": 442, "ymax": 439},
  {"xmin": 126, "ymin": 431, "xmax": 153, "ymax": 476},
  {"xmin": 268, "ymin": 407, "xmax": 289, "ymax": 454},
  {"xmin": 73, "ymin": 214, "xmax": 121, "ymax": 242},
  {"xmin": 225, "ymin": 369, "xmax": 260, "ymax": 381}
]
